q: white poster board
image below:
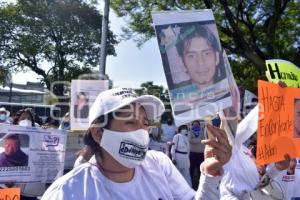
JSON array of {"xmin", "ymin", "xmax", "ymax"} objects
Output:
[
  {"xmin": 152, "ymin": 10, "xmax": 232, "ymax": 126},
  {"xmin": 70, "ymin": 80, "xmax": 109, "ymax": 130},
  {"xmin": 0, "ymin": 124, "xmax": 67, "ymax": 183}
]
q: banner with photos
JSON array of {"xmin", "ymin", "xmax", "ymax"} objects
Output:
[{"xmin": 0, "ymin": 124, "xmax": 67, "ymax": 183}]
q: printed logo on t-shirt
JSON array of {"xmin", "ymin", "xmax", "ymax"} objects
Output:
[
  {"xmin": 282, "ymin": 175, "xmax": 295, "ymax": 182},
  {"xmin": 119, "ymin": 141, "xmax": 147, "ymax": 160}
]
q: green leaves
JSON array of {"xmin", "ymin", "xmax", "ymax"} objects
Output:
[
  {"xmin": 0, "ymin": 0, "xmax": 118, "ymax": 95},
  {"xmin": 111, "ymin": 0, "xmax": 300, "ymax": 90}
]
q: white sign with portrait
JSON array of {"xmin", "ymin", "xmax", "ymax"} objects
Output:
[
  {"xmin": 70, "ymin": 80, "xmax": 109, "ymax": 130},
  {"xmin": 0, "ymin": 124, "xmax": 67, "ymax": 183},
  {"xmin": 152, "ymin": 10, "xmax": 233, "ymax": 126}
]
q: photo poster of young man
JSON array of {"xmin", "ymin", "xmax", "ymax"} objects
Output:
[{"xmin": 152, "ymin": 9, "xmax": 233, "ymax": 126}]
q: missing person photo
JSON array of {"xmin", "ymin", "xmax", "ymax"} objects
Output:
[
  {"xmin": 0, "ymin": 134, "xmax": 29, "ymax": 167},
  {"xmin": 152, "ymin": 10, "xmax": 233, "ymax": 125},
  {"xmin": 74, "ymin": 92, "xmax": 89, "ymax": 119},
  {"xmin": 156, "ymin": 22, "xmax": 231, "ymax": 116}
]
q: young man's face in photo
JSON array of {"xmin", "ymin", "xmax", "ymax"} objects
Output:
[
  {"xmin": 183, "ymin": 36, "xmax": 219, "ymax": 87},
  {"xmin": 295, "ymin": 100, "xmax": 300, "ymax": 137}
]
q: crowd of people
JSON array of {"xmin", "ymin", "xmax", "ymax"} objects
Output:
[{"xmin": 0, "ymin": 83, "xmax": 298, "ymax": 200}]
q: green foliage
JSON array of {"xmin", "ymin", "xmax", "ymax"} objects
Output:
[
  {"xmin": 135, "ymin": 81, "xmax": 172, "ymax": 118},
  {"xmin": 111, "ymin": 0, "xmax": 300, "ymax": 91},
  {"xmin": 0, "ymin": 0, "xmax": 118, "ymax": 95},
  {"xmin": 229, "ymin": 59, "xmax": 265, "ymax": 94},
  {"xmin": 0, "ymin": 67, "xmax": 9, "ymax": 85}
]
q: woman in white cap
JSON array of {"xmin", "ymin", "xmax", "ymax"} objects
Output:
[{"xmin": 42, "ymin": 88, "xmax": 232, "ymax": 200}]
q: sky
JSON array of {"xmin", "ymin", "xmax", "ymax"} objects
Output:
[{"xmin": 8, "ymin": 1, "xmax": 168, "ymax": 89}]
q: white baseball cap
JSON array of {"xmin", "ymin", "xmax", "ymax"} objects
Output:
[
  {"xmin": 89, "ymin": 88, "xmax": 165, "ymax": 125},
  {"xmin": 0, "ymin": 107, "xmax": 10, "ymax": 116}
]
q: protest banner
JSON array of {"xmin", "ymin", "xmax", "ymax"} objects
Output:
[
  {"xmin": 0, "ymin": 124, "xmax": 67, "ymax": 183},
  {"xmin": 70, "ymin": 80, "xmax": 109, "ymax": 130},
  {"xmin": 265, "ymin": 59, "xmax": 300, "ymax": 88},
  {"xmin": 64, "ymin": 130, "xmax": 85, "ymax": 170},
  {"xmin": 257, "ymin": 80, "xmax": 300, "ymax": 165},
  {"xmin": 0, "ymin": 188, "xmax": 20, "ymax": 199},
  {"xmin": 152, "ymin": 10, "xmax": 232, "ymax": 126}
]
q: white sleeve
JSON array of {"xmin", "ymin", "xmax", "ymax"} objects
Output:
[
  {"xmin": 73, "ymin": 155, "xmax": 86, "ymax": 168},
  {"xmin": 266, "ymin": 163, "xmax": 281, "ymax": 179},
  {"xmin": 219, "ymin": 179, "xmax": 240, "ymax": 200},
  {"xmin": 41, "ymin": 185, "xmax": 65, "ymax": 200},
  {"xmin": 152, "ymin": 151, "xmax": 195, "ymax": 199},
  {"xmin": 195, "ymin": 173, "xmax": 222, "ymax": 200},
  {"xmin": 170, "ymin": 135, "xmax": 178, "ymax": 161}
]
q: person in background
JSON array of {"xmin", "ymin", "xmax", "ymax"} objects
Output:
[
  {"xmin": 160, "ymin": 116, "xmax": 177, "ymax": 143},
  {"xmin": 171, "ymin": 124, "xmax": 192, "ymax": 186},
  {"xmin": 274, "ymin": 158, "xmax": 300, "ymax": 200},
  {"xmin": 160, "ymin": 116, "xmax": 177, "ymax": 157},
  {"xmin": 58, "ymin": 112, "xmax": 70, "ymax": 130},
  {"xmin": 42, "ymin": 117, "xmax": 59, "ymax": 129},
  {"xmin": 0, "ymin": 107, "xmax": 11, "ymax": 124},
  {"xmin": 13, "ymin": 108, "xmax": 36, "ymax": 127},
  {"xmin": 189, "ymin": 120, "xmax": 205, "ymax": 190},
  {"xmin": 12, "ymin": 108, "xmax": 46, "ymax": 200},
  {"xmin": 42, "ymin": 87, "xmax": 232, "ymax": 200}
]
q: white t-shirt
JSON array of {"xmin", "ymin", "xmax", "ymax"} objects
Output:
[
  {"xmin": 274, "ymin": 158, "xmax": 300, "ymax": 200},
  {"xmin": 42, "ymin": 150, "xmax": 222, "ymax": 200},
  {"xmin": 42, "ymin": 150, "xmax": 195, "ymax": 200},
  {"xmin": 161, "ymin": 123, "xmax": 177, "ymax": 142}
]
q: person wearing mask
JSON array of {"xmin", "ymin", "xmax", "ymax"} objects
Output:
[
  {"xmin": 0, "ymin": 107, "xmax": 11, "ymax": 124},
  {"xmin": 171, "ymin": 124, "xmax": 192, "ymax": 186},
  {"xmin": 42, "ymin": 87, "xmax": 232, "ymax": 200},
  {"xmin": 12, "ymin": 108, "xmax": 46, "ymax": 200},
  {"xmin": 58, "ymin": 113, "xmax": 70, "ymax": 130},
  {"xmin": 13, "ymin": 108, "xmax": 36, "ymax": 127},
  {"xmin": 189, "ymin": 120, "xmax": 205, "ymax": 190}
]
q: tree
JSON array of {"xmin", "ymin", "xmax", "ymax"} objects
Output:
[
  {"xmin": 135, "ymin": 81, "xmax": 172, "ymax": 119},
  {"xmin": 0, "ymin": 0, "xmax": 118, "ymax": 96},
  {"xmin": 0, "ymin": 67, "xmax": 9, "ymax": 86},
  {"xmin": 111, "ymin": 0, "xmax": 300, "ymax": 88}
]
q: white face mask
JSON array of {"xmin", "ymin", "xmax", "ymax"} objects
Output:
[
  {"xmin": 0, "ymin": 114, "xmax": 6, "ymax": 121},
  {"xmin": 180, "ymin": 129, "xmax": 188, "ymax": 135},
  {"xmin": 100, "ymin": 128, "xmax": 149, "ymax": 168},
  {"xmin": 18, "ymin": 119, "xmax": 32, "ymax": 127}
]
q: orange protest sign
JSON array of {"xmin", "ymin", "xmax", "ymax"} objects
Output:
[
  {"xmin": 257, "ymin": 80, "xmax": 300, "ymax": 165},
  {"xmin": 0, "ymin": 188, "xmax": 20, "ymax": 200}
]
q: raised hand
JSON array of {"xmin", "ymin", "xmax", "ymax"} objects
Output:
[{"xmin": 200, "ymin": 124, "xmax": 232, "ymax": 176}]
